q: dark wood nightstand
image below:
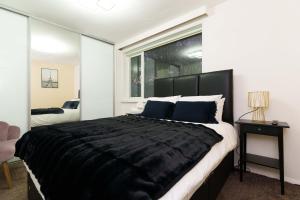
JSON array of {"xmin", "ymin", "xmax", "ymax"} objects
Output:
[{"xmin": 235, "ymin": 119, "xmax": 289, "ymax": 195}]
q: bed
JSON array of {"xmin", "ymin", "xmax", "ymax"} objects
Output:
[
  {"xmin": 31, "ymin": 100, "xmax": 80, "ymax": 127},
  {"xmin": 18, "ymin": 69, "xmax": 235, "ymax": 200}
]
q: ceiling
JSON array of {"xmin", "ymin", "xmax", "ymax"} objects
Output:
[{"xmin": 0, "ymin": 0, "xmax": 208, "ymax": 43}]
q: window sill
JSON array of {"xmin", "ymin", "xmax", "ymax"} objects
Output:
[{"xmin": 121, "ymin": 98, "xmax": 144, "ymax": 103}]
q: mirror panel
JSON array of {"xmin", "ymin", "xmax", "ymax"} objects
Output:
[{"xmin": 30, "ymin": 19, "xmax": 80, "ymax": 127}]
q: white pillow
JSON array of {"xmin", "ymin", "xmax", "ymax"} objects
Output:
[
  {"xmin": 135, "ymin": 96, "xmax": 181, "ymax": 113},
  {"xmin": 215, "ymin": 98, "xmax": 225, "ymax": 122},
  {"xmin": 179, "ymin": 95, "xmax": 222, "ymax": 102},
  {"xmin": 178, "ymin": 95, "xmax": 224, "ymax": 122},
  {"xmin": 146, "ymin": 95, "xmax": 181, "ymax": 103}
]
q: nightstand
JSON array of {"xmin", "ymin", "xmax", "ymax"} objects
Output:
[{"xmin": 235, "ymin": 119, "xmax": 289, "ymax": 195}]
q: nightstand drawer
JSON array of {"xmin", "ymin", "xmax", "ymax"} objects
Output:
[{"xmin": 241, "ymin": 124, "xmax": 282, "ymax": 136}]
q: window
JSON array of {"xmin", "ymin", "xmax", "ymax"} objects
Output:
[
  {"xmin": 144, "ymin": 34, "xmax": 202, "ymax": 97},
  {"xmin": 129, "ymin": 33, "xmax": 202, "ymax": 98},
  {"xmin": 130, "ymin": 55, "xmax": 142, "ymax": 97}
]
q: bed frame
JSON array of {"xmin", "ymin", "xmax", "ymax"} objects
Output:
[
  {"xmin": 154, "ymin": 69, "xmax": 234, "ymax": 200},
  {"xmin": 28, "ymin": 173, "xmax": 43, "ymax": 200},
  {"xmin": 27, "ymin": 69, "xmax": 234, "ymax": 200}
]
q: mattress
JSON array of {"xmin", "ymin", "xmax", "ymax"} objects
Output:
[
  {"xmin": 31, "ymin": 108, "xmax": 80, "ymax": 127},
  {"xmin": 25, "ymin": 121, "xmax": 237, "ymax": 200}
]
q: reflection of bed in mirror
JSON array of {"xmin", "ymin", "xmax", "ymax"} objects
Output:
[
  {"xmin": 29, "ymin": 19, "xmax": 81, "ymax": 128},
  {"xmin": 31, "ymin": 99, "xmax": 80, "ymax": 127}
]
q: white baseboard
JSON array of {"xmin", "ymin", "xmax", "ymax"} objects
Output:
[{"xmin": 247, "ymin": 164, "xmax": 300, "ymax": 185}]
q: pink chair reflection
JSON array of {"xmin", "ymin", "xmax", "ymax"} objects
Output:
[{"xmin": 0, "ymin": 121, "xmax": 20, "ymax": 189}]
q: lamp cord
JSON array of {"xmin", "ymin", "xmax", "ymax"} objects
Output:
[
  {"xmin": 235, "ymin": 107, "xmax": 260, "ymax": 172},
  {"xmin": 238, "ymin": 108, "xmax": 259, "ymax": 120}
]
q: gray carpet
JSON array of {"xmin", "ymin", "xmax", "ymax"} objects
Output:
[
  {"xmin": 1, "ymin": 161, "xmax": 300, "ymax": 200},
  {"xmin": 217, "ymin": 171, "xmax": 300, "ymax": 200}
]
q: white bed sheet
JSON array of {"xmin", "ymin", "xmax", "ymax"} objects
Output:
[
  {"xmin": 25, "ymin": 121, "xmax": 237, "ymax": 200},
  {"xmin": 25, "ymin": 163, "xmax": 45, "ymax": 199},
  {"xmin": 31, "ymin": 109, "xmax": 80, "ymax": 127},
  {"xmin": 159, "ymin": 121, "xmax": 237, "ymax": 200}
]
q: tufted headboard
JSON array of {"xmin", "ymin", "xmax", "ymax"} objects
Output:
[{"xmin": 154, "ymin": 69, "xmax": 233, "ymax": 124}]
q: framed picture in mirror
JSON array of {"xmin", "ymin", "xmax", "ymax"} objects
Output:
[{"xmin": 41, "ymin": 68, "xmax": 58, "ymax": 88}]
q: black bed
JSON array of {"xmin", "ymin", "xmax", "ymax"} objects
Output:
[
  {"xmin": 154, "ymin": 69, "xmax": 234, "ymax": 200},
  {"xmin": 24, "ymin": 69, "xmax": 234, "ymax": 200}
]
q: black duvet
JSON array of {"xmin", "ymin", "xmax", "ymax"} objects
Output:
[
  {"xmin": 16, "ymin": 115, "xmax": 223, "ymax": 200},
  {"xmin": 31, "ymin": 107, "xmax": 64, "ymax": 115}
]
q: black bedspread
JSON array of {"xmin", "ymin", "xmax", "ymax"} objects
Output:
[
  {"xmin": 16, "ymin": 115, "xmax": 223, "ymax": 200},
  {"xmin": 31, "ymin": 108, "xmax": 64, "ymax": 115}
]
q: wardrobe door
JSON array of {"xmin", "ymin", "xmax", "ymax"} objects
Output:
[
  {"xmin": 81, "ymin": 36, "xmax": 114, "ymax": 120},
  {"xmin": 0, "ymin": 9, "xmax": 29, "ymax": 134}
]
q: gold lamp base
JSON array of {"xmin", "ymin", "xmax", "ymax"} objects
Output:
[{"xmin": 252, "ymin": 107, "xmax": 266, "ymax": 121}]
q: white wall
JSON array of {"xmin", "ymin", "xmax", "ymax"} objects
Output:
[
  {"xmin": 202, "ymin": 0, "xmax": 300, "ymax": 184},
  {"xmin": 115, "ymin": 0, "xmax": 300, "ymax": 184},
  {"xmin": 0, "ymin": 9, "xmax": 29, "ymax": 134}
]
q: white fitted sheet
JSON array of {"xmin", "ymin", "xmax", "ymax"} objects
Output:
[
  {"xmin": 25, "ymin": 163, "xmax": 45, "ymax": 199},
  {"xmin": 159, "ymin": 121, "xmax": 237, "ymax": 200},
  {"xmin": 31, "ymin": 109, "xmax": 80, "ymax": 127},
  {"xmin": 25, "ymin": 121, "xmax": 237, "ymax": 200}
]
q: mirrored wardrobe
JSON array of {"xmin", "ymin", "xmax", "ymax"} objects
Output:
[
  {"xmin": 0, "ymin": 8, "xmax": 114, "ymax": 132},
  {"xmin": 30, "ymin": 19, "xmax": 81, "ymax": 127}
]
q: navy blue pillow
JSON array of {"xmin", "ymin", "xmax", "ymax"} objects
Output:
[
  {"xmin": 171, "ymin": 101, "xmax": 218, "ymax": 123},
  {"xmin": 62, "ymin": 101, "xmax": 80, "ymax": 109},
  {"xmin": 141, "ymin": 100, "xmax": 175, "ymax": 119}
]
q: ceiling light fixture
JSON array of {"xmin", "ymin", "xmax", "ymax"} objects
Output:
[
  {"xmin": 78, "ymin": 0, "xmax": 115, "ymax": 11},
  {"xmin": 97, "ymin": 0, "xmax": 115, "ymax": 11},
  {"xmin": 78, "ymin": 0, "xmax": 99, "ymax": 11}
]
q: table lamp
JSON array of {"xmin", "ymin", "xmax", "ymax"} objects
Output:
[{"xmin": 248, "ymin": 91, "xmax": 269, "ymax": 121}]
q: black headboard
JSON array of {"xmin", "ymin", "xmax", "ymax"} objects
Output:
[{"xmin": 154, "ymin": 69, "xmax": 233, "ymax": 124}]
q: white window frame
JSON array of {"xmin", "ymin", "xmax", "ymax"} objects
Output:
[
  {"xmin": 124, "ymin": 22, "xmax": 202, "ymax": 102},
  {"xmin": 128, "ymin": 52, "xmax": 144, "ymax": 100}
]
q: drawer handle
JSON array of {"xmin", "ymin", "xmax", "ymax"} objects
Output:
[{"xmin": 257, "ymin": 128, "xmax": 262, "ymax": 131}]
